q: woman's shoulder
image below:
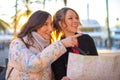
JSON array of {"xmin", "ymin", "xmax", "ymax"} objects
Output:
[{"xmin": 10, "ymin": 38, "xmax": 25, "ymax": 46}]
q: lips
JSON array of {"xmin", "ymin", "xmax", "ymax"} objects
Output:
[
  {"xmin": 72, "ymin": 24, "xmax": 79, "ymax": 27},
  {"xmin": 45, "ymin": 33, "xmax": 51, "ymax": 38},
  {"xmin": 72, "ymin": 25, "xmax": 78, "ymax": 28}
]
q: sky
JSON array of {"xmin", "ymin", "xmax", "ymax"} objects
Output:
[{"xmin": 0, "ymin": 0, "xmax": 120, "ymax": 28}]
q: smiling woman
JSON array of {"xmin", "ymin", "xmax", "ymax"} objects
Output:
[
  {"xmin": 5, "ymin": 10, "xmax": 82, "ymax": 80},
  {"xmin": 51, "ymin": 7, "xmax": 98, "ymax": 80}
]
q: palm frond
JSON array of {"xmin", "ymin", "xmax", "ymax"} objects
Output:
[{"xmin": 0, "ymin": 19, "xmax": 9, "ymax": 31}]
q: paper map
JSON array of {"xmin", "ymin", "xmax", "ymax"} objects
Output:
[{"xmin": 67, "ymin": 53, "xmax": 120, "ymax": 80}]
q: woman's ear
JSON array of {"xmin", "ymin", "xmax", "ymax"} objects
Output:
[
  {"xmin": 58, "ymin": 21, "xmax": 62, "ymax": 27},
  {"xmin": 59, "ymin": 21, "xmax": 65, "ymax": 29}
]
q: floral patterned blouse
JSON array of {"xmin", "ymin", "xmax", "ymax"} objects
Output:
[{"xmin": 6, "ymin": 38, "xmax": 66, "ymax": 80}]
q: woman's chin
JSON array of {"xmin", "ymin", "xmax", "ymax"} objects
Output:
[{"xmin": 44, "ymin": 36, "xmax": 51, "ymax": 40}]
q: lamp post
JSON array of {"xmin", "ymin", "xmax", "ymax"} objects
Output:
[
  {"xmin": 106, "ymin": 0, "xmax": 112, "ymax": 49},
  {"xmin": 14, "ymin": 0, "xmax": 18, "ymax": 36}
]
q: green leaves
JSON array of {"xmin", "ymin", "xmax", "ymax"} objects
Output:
[{"xmin": 0, "ymin": 19, "xmax": 9, "ymax": 31}]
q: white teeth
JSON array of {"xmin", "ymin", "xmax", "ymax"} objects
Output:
[
  {"xmin": 73, "ymin": 24, "xmax": 78, "ymax": 26},
  {"xmin": 73, "ymin": 25, "xmax": 78, "ymax": 27},
  {"xmin": 73, "ymin": 25, "xmax": 76, "ymax": 26}
]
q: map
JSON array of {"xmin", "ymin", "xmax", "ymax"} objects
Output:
[{"xmin": 67, "ymin": 53, "xmax": 120, "ymax": 80}]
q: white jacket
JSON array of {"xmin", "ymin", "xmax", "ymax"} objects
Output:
[{"xmin": 6, "ymin": 38, "xmax": 66, "ymax": 80}]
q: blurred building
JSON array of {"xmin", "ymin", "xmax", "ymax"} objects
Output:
[
  {"xmin": 78, "ymin": 19, "xmax": 104, "ymax": 48},
  {"xmin": 111, "ymin": 28, "xmax": 120, "ymax": 49}
]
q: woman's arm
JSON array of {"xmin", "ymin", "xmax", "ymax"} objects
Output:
[
  {"xmin": 8, "ymin": 33, "xmax": 82, "ymax": 73},
  {"xmin": 86, "ymin": 34, "xmax": 98, "ymax": 55},
  {"xmin": 8, "ymin": 38, "xmax": 66, "ymax": 73}
]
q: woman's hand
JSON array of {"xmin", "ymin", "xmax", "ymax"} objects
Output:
[
  {"xmin": 61, "ymin": 33, "xmax": 82, "ymax": 48},
  {"xmin": 61, "ymin": 76, "xmax": 71, "ymax": 80}
]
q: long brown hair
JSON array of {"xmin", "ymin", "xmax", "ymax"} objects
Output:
[
  {"xmin": 53, "ymin": 7, "xmax": 79, "ymax": 40},
  {"xmin": 17, "ymin": 10, "xmax": 51, "ymax": 47}
]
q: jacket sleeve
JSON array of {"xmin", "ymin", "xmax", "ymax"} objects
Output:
[
  {"xmin": 8, "ymin": 38, "xmax": 66, "ymax": 73},
  {"xmin": 79, "ymin": 34, "xmax": 98, "ymax": 55},
  {"xmin": 83, "ymin": 34, "xmax": 98, "ymax": 55}
]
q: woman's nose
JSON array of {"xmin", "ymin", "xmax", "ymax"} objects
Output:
[{"xmin": 48, "ymin": 25, "xmax": 53, "ymax": 32}]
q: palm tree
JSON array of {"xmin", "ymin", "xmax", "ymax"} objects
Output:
[
  {"xmin": 11, "ymin": 0, "xmax": 52, "ymax": 34},
  {"xmin": 0, "ymin": 19, "xmax": 9, "ymax": 33},
  {"xmin": 11, "ymin": 0, "xmax": 43, "ymax": 24},
  {"xmin": 55, "ymin": 0, "xmax": 67, "ymax": 6},
  {"xmin": 11, "ymin": 0, "xmax": 33, "ymax": 35},
  {"xmin": 63, "ymin": 0, "xmax": 67, "ymax": 6}
]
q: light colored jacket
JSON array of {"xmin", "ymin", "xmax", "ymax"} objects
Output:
[{"xmin": 6, "ymin": 38, "xmax": 66, "ymax": 80}]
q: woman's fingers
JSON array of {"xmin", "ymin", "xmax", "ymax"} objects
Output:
[
  {"xmin": 73, "ymin": 33, "xmax": 83, "ymax": 38},
  {"xmin": 71, "ymin": 33, "xmax": 83, "ymax": 46},
  {"xmin": 61, "ymin": 33, "xmax": 83, "ymax": 48},
  {"xmin": 61, "ymin": 76, "xmax": 70, "ymax": 80}
]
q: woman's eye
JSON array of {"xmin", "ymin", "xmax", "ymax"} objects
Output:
[
  {"xmin": 68, "ymin": 18, "xmax": 72, "ymax": 19},
  {"xmin": 51, "ymin": 23, "xmax": 53, "ymax": 26},
  {"xmin": 76, "ymin": 17, "xmax": 79, "ymax": 20},
  {"xmin": 44, "ymin": 23, "xmax": 47, "ymax": 25}
]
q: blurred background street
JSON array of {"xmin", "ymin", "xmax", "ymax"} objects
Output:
[{"xmin": 0, "ymin": 0, "xmax": 120, "ymax": 72}]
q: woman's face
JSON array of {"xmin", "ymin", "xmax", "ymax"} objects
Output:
[
  {"xmin": 60, "ymin": 10, "xmax": 81, "ymax": 36},
  {"xmin": 37, "ymin": 15, "xmax": 53, "ymax": 40}
]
